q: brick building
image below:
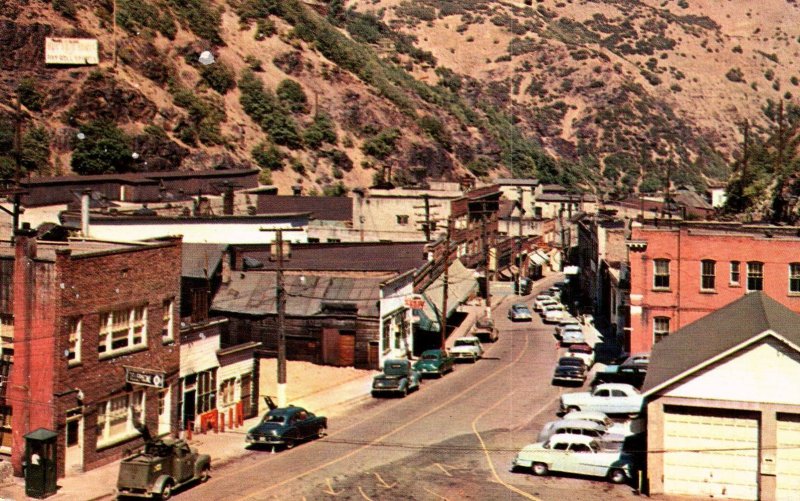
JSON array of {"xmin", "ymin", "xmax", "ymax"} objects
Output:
[
  {"xmin": 4, "ymin": 229, "xmax": 182, "ymax": 477},
  {"xmin": 627, "ymin": 221, "xmax": 800, "ymax": 354}
]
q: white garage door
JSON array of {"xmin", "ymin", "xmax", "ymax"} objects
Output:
[
  {"xmin": 663, "ymin": 411, "xmax": 758, "ymax": 500},
  {"xmin": 777, "ymin": 416, "xmax": 800, "ymax": 500}
]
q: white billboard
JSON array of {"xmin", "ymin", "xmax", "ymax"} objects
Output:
[{"xmin": 45, "ymin": 37, "xmax": 99, "ymax": 65}]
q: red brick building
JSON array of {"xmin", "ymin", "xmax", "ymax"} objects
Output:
[
  {"xmin": 627, "ymin": 221, "xmax": 800, "ymax": 354},
  {"xmin": 4, "ymin": 228, "xmax": 182, "ymax": 477}
]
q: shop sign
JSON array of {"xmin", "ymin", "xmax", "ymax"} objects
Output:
[{"xmin": 125, "ymin": 367, "xmax": 166, "ymax": 388}]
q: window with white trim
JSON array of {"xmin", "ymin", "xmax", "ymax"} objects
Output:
[
  {"xmin": 653, "ymin": 259, "xmax": 670, "ymax": 289},
  {"xmin": 654, "ymin": 316, "xmax": 670, "ymax": 343},
  {"xmin": 98, "ymin": 306, "xmax": 147, "ymax": 356},
  {"xmin": 701, "ymin": 260, "xmax": 716, "ymax": 291},
  {"xmin": 730, "ymin": 261, "xmax": 740, "ymax": 285},
  {"xmin": 162, "ymin": 299, "xmax": 174, "ymax": 342},
  {"xmin": 96, "ymin": 391, "xmax": 144, "ymax": 447},
  {"xmin": 790, "ymin": 263, "xmax": 800, "ymax": 294},
  {"xmin": 197, "ymin": 370, "xmax": 217, "ymax": 414},
  {"xmin": 67, "ymin": 317, "xmax": 81, "ymax": 364},
  {"xmin": 747, "ymin": 261, "xmax": 764, "ymax": 291}
]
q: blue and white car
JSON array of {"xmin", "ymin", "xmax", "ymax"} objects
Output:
[
  {"xmin": 508, "ymin": 303, "xmax": 533, "ymax": 321},
  {"xmin": 560, "ymin": 383, "xmax": 644, "ymax": 416},
  {"xmin": 513, "ymin": 434, "xmax": 633, "ymax": 483}
]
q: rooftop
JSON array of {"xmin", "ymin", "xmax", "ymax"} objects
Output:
[
  {"xmin": 0, "ymin": 237, "xmax": 171, "ymax": 261},
  {"xmin": 256, "ymin": 195, "xmax": 352, "ymax": 221}
]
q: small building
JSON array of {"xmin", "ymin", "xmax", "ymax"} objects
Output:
[
  {"xmin": 643, "ymin": 292, "xmax": 800, "ymax": 500},
  {"xmin": 4, "ymin": 229, "xmax": 183, "ymax": 477}
]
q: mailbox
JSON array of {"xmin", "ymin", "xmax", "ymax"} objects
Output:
[{"xmin": 24, "ymin": 428, "xmax": 58, "ymax": 499}]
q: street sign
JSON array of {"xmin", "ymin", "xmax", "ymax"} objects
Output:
[
  {"xmin": 405, "ymin": 295, "xmax": 426, "ymax": 310},
  {"xmin": 124, "ymin": 367, "xmax": 166, "ymax": 388}
]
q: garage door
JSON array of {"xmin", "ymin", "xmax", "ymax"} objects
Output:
[
  {"xmin": 777, "ymin": 415, "xmax": 800, "ymax": 500},
  {"xmin": 663, "ymin": 410, "xmax": 758, "ymax": 500}
]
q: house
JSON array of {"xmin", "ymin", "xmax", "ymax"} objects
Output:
[
  {"xmin": 643, "ymin": 292, "xmax": 800, "ymax": 500},
  {"xmin": 626, "ymin": 221, "xmax": 800, "ymax": 354},
  {"xmin": 255, "ymin": 195, "xmax": 354, "ymax": 244},
  {"xmin": 533, "ymin": 184, "xmax": 597, "ymax": 219},
  {"xmin": 3, "ymin": 228, "xmax": 182, "ymax": 477}
]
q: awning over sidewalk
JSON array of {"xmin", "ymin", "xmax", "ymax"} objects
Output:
[
  {"xmin": 417, "ymin": 259, "xmax": 478, "ymax": 331},
  {"xmin": 531, "ymin": 250, "xmax": 550, "ymax": 265}
]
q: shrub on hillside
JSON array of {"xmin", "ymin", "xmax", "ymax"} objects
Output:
[
  {"xmin": 71, "ymin": 119, "xmax": 132, "ymax": 175},
  {"xmin": 726, "ymin": 68, "xmax": 745, "ymax": 83},
  {"xmin": 362, "ymin": 128, "xmax": 400, "ymax": 160},
  {"xmin": 276, "ymin": 79, "xmax": 308, "ymax": 113},
  {"xmin": 252, "ymin": 141, "xmax": 284, "ymax": 170},
  {"xmin": 239, "ymin": 70, "xmax": 302, "ymax": 149},
  {"xmin": 303, "ymin": 113, "xmax": 337, "ymax": 149},
  {"xmin": 200, "ymin": 61, "xmax": 236, "ymax": 94},
  {"xmin": 16, "ymin": 78, "xmax": 44, "ymax": 112}
]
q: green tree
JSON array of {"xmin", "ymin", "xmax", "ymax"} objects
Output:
[
  {"xmin": 200, "ymin": 62, "xmax": 236, "ymax": 94},
  {"xmin": 252, "ymin": 141, "xmax": 284, "ymax": 170},
  {"xmin": 16, "ymin": 78, "xmax": 44, "ymax": 112},
  {"xmin": 71, "ymin": 120, "xmax": 132, "ymax": 175},
  {"xmin": 21, "ymin": 126, "xmax": 50, "ymax": 174},
  {"xmin": 276, "ymin": 79, "xmax": 308, "ymax": 113},
  {"xmin": 418, "ymin": 115, "xmax": 451, "ymax": 151},
  {"xmin": 362, "ymin": 128, "xmax": 400, "ymax": 159},
  {"xmin": 303, "ymin": 113, "xmax": 337, "ymax": 149},
  {"xmin": 239, "ymin": 70, "xmax": 302, "ymax": 149}
]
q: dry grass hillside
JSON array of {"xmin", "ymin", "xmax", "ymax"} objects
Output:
[{"xmin": 2, "ymin": 0, "xmax": 800, "ymax": 199}]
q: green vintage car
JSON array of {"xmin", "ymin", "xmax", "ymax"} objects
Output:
[{"xmin": 413, "ymin": 349, "xmax": 455, "ymax": 378}]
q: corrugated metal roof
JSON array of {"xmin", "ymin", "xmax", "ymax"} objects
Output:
[{"xmin": 182, "ymin": 243, "xmax": 227, "ymax": 279}]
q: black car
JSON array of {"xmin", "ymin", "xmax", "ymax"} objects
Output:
[
  {"xmin": 552, "ymin": 356, "xmax": 587, "ymax": 385},
  {"xmin": 246, "ymin": 403, "xmax": 327, "ymax": 450}
]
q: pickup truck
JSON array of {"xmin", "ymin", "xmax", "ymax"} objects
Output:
[
  {"xmin": 372, "ymin": 359, "xmax": 421, "ymax": 397},
  {"xmin": 449, "ymin": 336, "xmax": 484, "ymax": 363},
  {"xmin": 116, "ymin": 426, "xmax": 210, "ymax": 500}
]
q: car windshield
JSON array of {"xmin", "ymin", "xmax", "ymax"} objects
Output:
[
  {"xmin": 455, "ymin": 340, "xmax": 475, "ymax": 347},
  {"xmin": 559, "ymin": 358, "xmax": 583, "ymax": 366},
  {"xmin": 421, "ymin": 354, "xmax": 439, "ymax": 360},
  {"xmin": 570, "ymin": 344, "xmax": 591, "ymax": 353},
  {"xmin": 513, "ymin": 305, "xmax": 529, "ymax": 311},
  {"xmin": 264, "ymin": 413, "xmax": 287, "ymax": 424}
]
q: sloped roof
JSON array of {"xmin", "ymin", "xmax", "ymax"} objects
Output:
[
  {"xmin": 642, "ymin": 292, "xmax": 800, "ymax": 395},
  {"xmin": 210, "ymin": 272, "xmax": 382, "ymax": 318},
  {"xmin": 256, "ymin": 195, "xmax": 352, "ymax": 221},
  {"xmin": 182, "ymin": 243, "xmax": 227, "ymax": 279}
]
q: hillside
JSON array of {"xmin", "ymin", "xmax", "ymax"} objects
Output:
[{"xmin": 2, "ymin": 0, "xmax": 800, "ymax": 199}]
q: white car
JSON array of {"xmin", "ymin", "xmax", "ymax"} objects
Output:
[
  {"xmin": 554, "ymin": 317, "xmax": 580, "ymax": 337},
  {"xmin": 560, "ymin": 383, "xmax": 644, "ymax": 416},
  {"xmin": 534, "ymin": 295, "xmax": 557, "ymax": 312},
  {"xmin": 566, "ymin": 343, "xmax": 595, "ymax": 367},
  {"xmin": 543, "ymin": 304, "xmax": 567, "ymax": 324},
  {"xmin": 537, "ymin": 419, "xmax": 627, "ymax": 446},
  {"xmin": 560, "ymin": 327, "xmax": 586, "ymax": 346},
  {"xmin": 512, "ymin": 434, "xmax": 633, "ymax": 484},
  {"xmin": 449, "ymin": 336, "xmax": 484, "ymax": 363},
  {"xmin": 561, "ymin": 410, "xmax": 638, "ymax": 437}
]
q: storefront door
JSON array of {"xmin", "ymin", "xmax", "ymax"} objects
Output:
[{"xmin": 65, "ymin": 410, "xmax": 83, "ymax": 474}]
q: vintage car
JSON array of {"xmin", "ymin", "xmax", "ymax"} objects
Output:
[
  {"xmin": 472, "ymin": 316, "xmax": 499, "ymax": 342},
  {"xmin": 372, "ymin": 359, "xmax": 421, "ymax": 397},
  {"xmin": 543, "ymin": 303, "xmax": 568, "ymax": 324},
  {"xmin": 508, "ymin": 303, "xmax": 533, "ymax": 321},
  {"xmin": 533, "ymin": 294, "xmax": 556, "ymax": 312},
  {"xmin": 552, "ymin": 356, "xmax": 587, "ymax": 385},
  {"xmin": 560, "ymin": 326, "xmax": 586, "ymax": 346},
  {"xmin": 594, "ymin": 353, "xmax": 649, "ymax": 387},
  {"xmin": 246, "ymin": 402, "xmax": 327, "ymax": 449},
  {"xmin": 449, "ymin": 336, "xmax": 484, "ymax": 362},
  {"xmin": 512, "ymin": 434, "xmax": 633, "ymax": 484},
  {"xmin": 116, "ymin": 426, "xmax": 210, "ymax": 500},
  {"xmin": 561, "ymin": 410, "xmax": 641, "ymax": 438},
  {"xmin": 413, "ymin": 349, "xmax": 455, "ymax": 377},
  {"xmin": 536, "ymin": 419, "xmax": 626, "ymax": 447},
  {"xmin": 566, "ymin": 342, "xmax": 595, "ymax": 367},
  {"xmin": 560, "ymin": 383, "xmax": 644, "ymax": 416},
  {"xmin": 553, "ymin": 316, "xmax": 580, "ymax": 338}
]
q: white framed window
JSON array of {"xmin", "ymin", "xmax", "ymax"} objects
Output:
[
  {"xmin": 701, "ymin": 260, "xmax": 716, "ymax": 291},
  {"xmin": 730, "ymin": 261, "xmax": 740, "ymax": 285},
  {"xmin": 157, "ymin": 388, "xmax": 171, "ymax": 436},
  {"xmin": 790, "ymin": 263, "xmax": 800, "ymax": 294},
  {"xmin": 0, "ymin": 313, "xmax": 13, "ymax": 359},
  {"xmin": 67, "ymin": 317, "xmax": 82, "ymax": 365},
  {"xmin": 197, "ymin": 370, "xmax": 217, "ymax": 414},
  {"xmin": 96, "ymin": 391, "xmax": 144, "ymax": 448},
  {"xmin": 98, "ymin": 306, "xmax": 147, "ymax": 357},
  {"xmin": 653, "ymin": 259, "xmax": 670, "ymax": 289},
  {"xmin": 162, "ymin": 299, "xmax": 174, "ymax": 343},
  {"xmin": 747, "ymin": 261, "xmax": 764, "ymax": 291},
  {"xmin": 654, "ymin": 316, "xmax": 671, "ymax": 343}
]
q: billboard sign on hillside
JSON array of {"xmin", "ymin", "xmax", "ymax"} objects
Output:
[{"xmin": 45, "ymin": 37, "xmax": 99, "ymax": 65}]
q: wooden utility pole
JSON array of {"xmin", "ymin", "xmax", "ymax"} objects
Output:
[
  {"xmin": 275, "ymin": 229, "xmax": 287, "ymax": 407},
  {"xmin": 13, "ymin": 94, "xmax": 22, "ymax": 184},
  {"xmin": 481, "ymin": 218, "xmax": 492, "ymax": 318},
  {"xmin": 742, "ymin": 119, "xmax": 750, "ymax": 179},
  {"xmin": 440, "ymin": 218, "xmax": 451, "ymax": 351},
  {"xmin": 112, "ymin": 0, "xmax": 118, "ymax": 69}
]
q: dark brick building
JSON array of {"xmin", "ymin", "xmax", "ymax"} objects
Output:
[{"xmin": 4, "ymin": 229, "xmax": 182, "ymax": 477}]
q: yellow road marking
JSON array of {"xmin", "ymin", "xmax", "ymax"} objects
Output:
[
  {"xmin": 434, "ymin": 462, "xmax": 453, "ymax": 477},
  {"xmin": 374, "ymin": 472, "xmax": 396, "ymax": 488},
  {"xmin": 322, "ymin": 478, "xmax": 340, "ymax": 496},
  {"xmin": 357, "ymin": 486, "xmax": 373, "ymax": 500},
  {"xmin": 240, "ymin": 330, "xmax": 533, "ymax": 499},
  {"xmin": 423, "ymin": 486, "xmax": 449, "ymax": 500}
]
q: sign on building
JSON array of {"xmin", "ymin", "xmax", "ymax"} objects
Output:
[
  {"xmin": 45, "ymin": 37, "xmax": 99, "ymax": 65},
  {"xmin": 404, "ymin": 294, "xmax": 426, "ymax": 310},
  {"xmin": 124, "ymin": 366, "xmax": 166, "ymax": 388}
]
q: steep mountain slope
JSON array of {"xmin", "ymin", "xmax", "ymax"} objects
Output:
[{"xmin": 2, "ymin": 0, "xmax": 800, "ymax": 198}]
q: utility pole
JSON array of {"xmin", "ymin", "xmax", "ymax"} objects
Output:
[
  {"xmin": 414, "ymin": 194, "xmax": 439, "ymax": 242},
  {"xmin": 112, "ymin": 0, "xmax": 118, "ymax": 70},
  {"xmin": 481, "ymin": 218, "xmax": 492, "ymax": 319},
  {"xmin": 275, "ymin": 229, "xmax": 287, "ymax": 408},
  {"xmin": 440, "ymin": 218, "xmax": 451, "ymax": 351},
  {"xmin": 742, "ymin": 119, "xmax": 750, "ymax": 179},
  {"xmin": 517, "ymin": 205, "xmax": 525, "ymax": 294},
  {"xmin": 13, "ymin": 93, "xmax": 22, "ymax": 184}
]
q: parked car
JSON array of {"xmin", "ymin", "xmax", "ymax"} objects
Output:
[
  {"xmin": 594, "ymin": 353, "xmax": 649, "ymax": 387},
  {"xmin": 372, "ymin": 359, "xmax": 421, "ymax": 397},
  {"xmin": 508, "ymin": 303, "xmax": 533, "ymax": 321},
  {"xmin": 560, "ymin": 326, "xmax": 586, "ymax": 346},
  {"xmin": 554, "ymin": 317, "xmax": 580, "ymax": 338},
  {"xmin": 246, "ymin": 403, "xmax": 327, "ymax": 449},
  {"xmin": 566, "ymin": 343, "xmax": 595, "ymax": 367},
  {"xmin": 536, "ymin": 419, "xmax": 626, "ymax": 447},
  {"xmin": 413, "ymin": 349, "xmax": 454, "ymax": 378},
  {"xmin": 552, "ymin": 357, "xmax": 587, "ymax": 385},
  {"xmin": 116, "ymin": 426, "xmax": 210, "ymax": 500},
  {"xmin": 449, "ymin": 336, "xmax": 484, "ymax": 362},
  {"xmin": 559, "ymin": 383, "xmax": 644, "ymax": 416},
  {"xmin": 512, "ymin": 434, "xmax": 633, "ymax": 484},
  {"xmin": 543, "ymin": 304, "xmax": 568, "ymax": 324},
  {"xmin": 534, "ymin": 295, "xmax": 557, "ymax": 312},
  {"xmin": 560, "ymin": 410, "xmax": 636, "ymax": 438},
  {"xmin": 472, "ymin": 316, "xmax": 499, "ymax": 342},
  {"xmin": 515, "ymin": 277, "xmax": 532, "ymax": 295},
  {"xmin": 619, "ymin": 353, "xmax": 650, "ymax": 376}
]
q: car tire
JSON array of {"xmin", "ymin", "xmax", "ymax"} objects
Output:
[
  {"xmin": 316, "ymin": 426, "xmax": 326, "ymax": 439},
  {"xmin": 285, "ymin": 438, "xmax": 295, "ymax": 450},
  {"xmin": 608, "ymin": 468, "xmax": 627, "ymax": 484},
  {"xmin": 160, "ymin": 480, "xmax": 174, "ymax": 501},
  {"xmin": 532, "ymin": 463, "xmax": 549, "ymax": 476},
  {"xmin": 199, "ymin": 465, "xmax": 210, "ymax": 483},
  {"xmin": 402, "ymin": 386, "xmax": 408, "ymax": 397}
]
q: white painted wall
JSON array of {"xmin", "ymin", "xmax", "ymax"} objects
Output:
[
  {"xmin": 379, "ymin": 274, "xmax": 415, "ymax": 361},
  {"xmin": 83, "ymin": 221, "xmax": 309, "ymax": 244}
]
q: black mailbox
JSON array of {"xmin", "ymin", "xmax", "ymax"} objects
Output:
[{"xmin": 24, "ymin": 428, "xmax": 58, "ymax": 499}]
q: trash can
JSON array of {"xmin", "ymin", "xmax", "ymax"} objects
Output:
[{"xmin": 24, "ymin": 428, "xmax": 58, "ymax": 499}]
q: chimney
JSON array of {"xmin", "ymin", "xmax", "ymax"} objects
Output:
[
  {"xmin": 292, "ymin": 184, "xmax": 302, "ymax": 196},
  {"xmin": 221, "ymin": 249, "xmax": 231, "ymax": 284},
  {"xmin": 81, "ymin": 190, "xmax": 91, "ymax": 237},
  {"xmin": 14, "ymin": 222, "xmax": 37, "ymax": 260}
]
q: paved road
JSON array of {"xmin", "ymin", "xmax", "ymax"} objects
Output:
[{"xmin": 186, "ymin": 277, "xmax": 643, "ymax": 500}]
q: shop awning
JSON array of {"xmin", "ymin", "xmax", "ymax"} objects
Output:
[
  {"xmin": 531, "ymin": 250, "xmax": 550, "ymax": 265},
  {"xmin": 417, "ymin": 260, "xmax": 478, "ymax": 332}
]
